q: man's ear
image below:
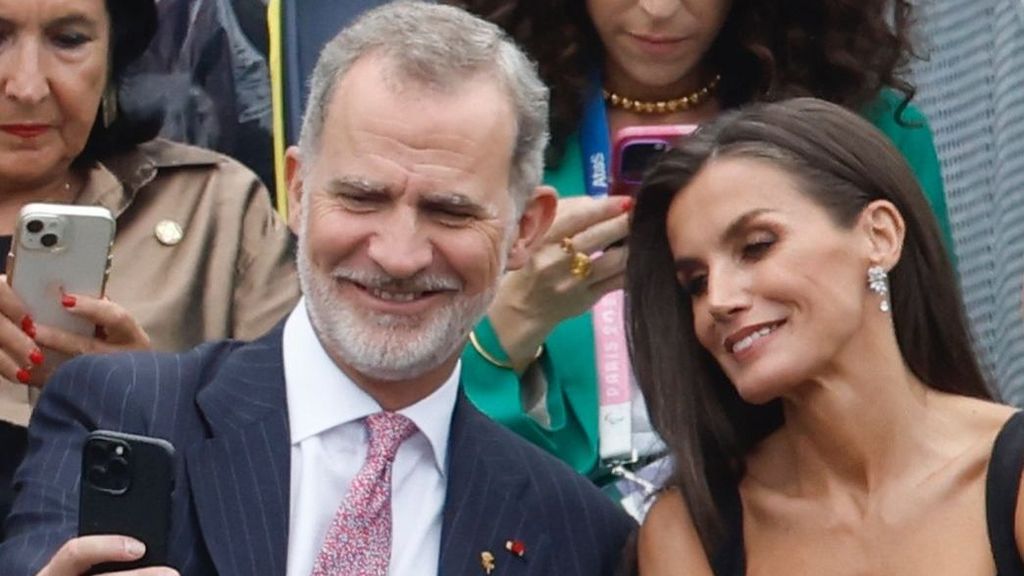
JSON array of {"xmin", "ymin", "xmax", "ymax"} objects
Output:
[
  {"xmin": 285, "ymin": 146, "xmax": 305, "ymax": 234},
  {"xmin": 506, "ymin": 185, "xmax": 557, "ymax": 270},
  {"xmin": 859, "ymin": 199, "xmax": 905, "ymax": 270}
]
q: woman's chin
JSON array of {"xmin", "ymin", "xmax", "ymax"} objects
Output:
[
  {"xmin": 0, "ymin": 155, "xmax": 63, "ymax": 187},
  {"xmin": 734, "ymin": 386, "xmax": 781, "ymax": 406},
  {"xmin": 728, "ymin": 367, "xmax": 801, "ymax": 406}
]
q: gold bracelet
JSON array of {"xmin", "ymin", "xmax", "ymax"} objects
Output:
[{"xmin": 468, "ymin": 329, "xmax": 543, "ymax": 370}]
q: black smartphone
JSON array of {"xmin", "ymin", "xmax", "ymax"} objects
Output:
[{"xmin": 78, "ymin": 430, "xmax": 175, "ymax": 573}]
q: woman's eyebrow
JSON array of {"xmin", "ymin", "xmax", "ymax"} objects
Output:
[
  {"xmin": 46, "ymin": 14, "xmax": 101, "ymax": 30},
  {"xmin": 673, "ymin": 208, "xmax": 776, "ymax": 270},
  {"xmin": 720, "ymin": 208, "xmax": 775, "ymax": 244}
]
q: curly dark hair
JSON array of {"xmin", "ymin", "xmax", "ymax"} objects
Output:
[
  {"xmin": 77, "ymin": 0, "xmax": 163, "ymax": 165},
  {"xmin": 448, "ymin": 0, "xmax": 919, "ymax": 167}
]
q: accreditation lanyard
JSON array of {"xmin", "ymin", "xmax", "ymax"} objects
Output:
[{"xmin": 580, "ymin": 77, "xmax": 635, "ymax": 465}]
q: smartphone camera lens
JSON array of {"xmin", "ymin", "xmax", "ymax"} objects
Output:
[
  {"xmin": 85, "ymin": 440, "xmax": 132, "ymax": 494},
  {"xmin": 26, "ymin": 220, "xmax": 43, "ymax": 234},
  {"xmin": 620, "ymin": 141, "xmax": 671, "ymax": 185},
  {"xmin": 105, "ymin": 457, "xmax": 129, "ymax": 483},
  {"xmin": 40, "ymin": 233, "xmax": 58, "ymax": 248}
]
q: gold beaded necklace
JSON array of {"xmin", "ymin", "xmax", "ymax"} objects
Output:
[{"xmin": 603, "ymin": 74, "xmax": 721, "ymax": 114}]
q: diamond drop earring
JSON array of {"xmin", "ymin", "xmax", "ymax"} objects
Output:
[{"xmin": 867, "ymin": 265, "xmax": 890, "ymax": 313}]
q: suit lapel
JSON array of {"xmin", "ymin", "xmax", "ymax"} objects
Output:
[
  {"xmin": 185, "ymin": 326, "xmax": 292, "ymax": 576},
  {"xmin": 439, "ymin": 395, "xmax": 550, "ymax": 576}
]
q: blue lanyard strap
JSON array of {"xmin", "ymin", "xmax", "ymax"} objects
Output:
[{"xmin": 580, "ymin": 73, "xmax": 611, "ymax": 198}]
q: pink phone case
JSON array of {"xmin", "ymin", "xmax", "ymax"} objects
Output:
[{"xmin": 611, "ymin": 124, "xmax": 697, "ymax": 196}]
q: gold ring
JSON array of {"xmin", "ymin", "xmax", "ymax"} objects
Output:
[{"xmin": 569, "ymin": 251, "xmax": 593, "ymax": 279}]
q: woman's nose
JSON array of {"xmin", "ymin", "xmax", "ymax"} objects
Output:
[
  {"xmin": 706, "ymin": 271, "xmax": 751, "ymax": 322},
  {"xmin": 2, "ymin": 41, "xmax": 50, "ymax": 104},
  {"xmin": 638, "ymin": 0, "xmax": 681, "ymax": 20}
]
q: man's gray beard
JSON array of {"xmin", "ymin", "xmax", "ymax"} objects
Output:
[{"xmin": 296, "ymin": 232, "xmax": 501, "ymax": 382}]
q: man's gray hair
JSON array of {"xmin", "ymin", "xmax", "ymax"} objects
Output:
[{"xmin": 298, "ymin": 1, "xmax": 550, "ymax": 213}]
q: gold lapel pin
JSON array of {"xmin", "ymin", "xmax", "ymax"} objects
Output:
[
  {"xmin": 154, "ymin": 219, "xmax": 184, "ymax": 246},
  {"xmin": 480, "ymin": 551, "xmax": 496, "ymax": 574}
]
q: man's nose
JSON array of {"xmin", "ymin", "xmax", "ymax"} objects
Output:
[{"xmin": 366, "ymin": 215, "xmax": 434, "ymax": 279}]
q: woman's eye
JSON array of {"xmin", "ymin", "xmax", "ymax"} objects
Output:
[
  {"xmin": 680, "ymin": 274, "xmax": 707, "ymax": 297},
  {"xmin": 741, "ymin": 236, "xmax": 775, "ymax": 260},
  {"xmin": 52, "ymin": 32, "xmax": 90, "ymax": 49}
]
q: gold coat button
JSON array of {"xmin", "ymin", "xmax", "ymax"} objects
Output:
[{"xmin": 154, "ymin": 220, "xmax": 184, "ymax": 246}]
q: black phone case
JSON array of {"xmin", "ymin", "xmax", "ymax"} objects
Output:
[{"xmin": 79, "ymin": 430, "xmax": 175, "ymax": 573}]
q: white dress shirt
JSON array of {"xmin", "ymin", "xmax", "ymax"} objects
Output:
[{"xmin": 283, "ymin": 299, "xmax": 458, "ymax": 576}]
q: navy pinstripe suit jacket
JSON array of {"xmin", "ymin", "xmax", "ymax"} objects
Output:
[{"xmin": 0, "ymin": 324, "xmax": 635, "ymax": 575}]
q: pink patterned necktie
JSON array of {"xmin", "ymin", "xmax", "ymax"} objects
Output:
[{"xmin": 311, "ymin": 412, "xmax": 417, "ymax": 576}]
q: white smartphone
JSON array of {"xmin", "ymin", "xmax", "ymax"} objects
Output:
[{"xmin": 7, "ymin": 203, "xmax": 115, "ymax": 341}]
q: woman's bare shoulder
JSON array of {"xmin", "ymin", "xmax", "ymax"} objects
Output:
[{"xmin": 638, "ymin": 488, "xmax": 715, "ymax": 576}]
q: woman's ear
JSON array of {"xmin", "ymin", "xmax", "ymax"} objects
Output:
[
  {"xmin": 859, "ymin": 199, "xmax": 905, "ymax": 270},
  {"xmin": 505, "ymin": 185, "xmax": 558, "ymax": 271}
]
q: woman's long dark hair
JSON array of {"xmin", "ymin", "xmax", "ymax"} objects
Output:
[
  {"xmin": 625, "ymin": 98, "xmax": 990, "ymax": 557},
  {"xmin": 449, "ymin": 0, "xmax": 918, "ymax": 166},
  {"xmin": 77, "ymin": 0, "xmax": 162, "ymax": 165}
]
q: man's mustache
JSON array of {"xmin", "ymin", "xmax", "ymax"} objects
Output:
[{"xmin": 330, "ymin": 268, "xmax": 463, "ymax": 293}]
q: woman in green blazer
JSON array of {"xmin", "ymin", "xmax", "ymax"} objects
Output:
[{"xmin": 454, "ymin": 0, "xmax": 955, "ymax": 493}]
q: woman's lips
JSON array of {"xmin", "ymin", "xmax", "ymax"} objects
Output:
[
  {"xmin": 1, "ymin": 125, "xmax": 49, "ymax": 138},
  {"xmin": 628, "ymin": 33, "xmax": 686, "ymax": 55}
]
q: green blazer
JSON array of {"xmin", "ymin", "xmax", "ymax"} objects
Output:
[{"xmin": 462, "ymin": 91, "xmax": 955, "ymax": 480}]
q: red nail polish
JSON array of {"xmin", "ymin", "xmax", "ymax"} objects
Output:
[
  {"xmin": 620, "ymin": 197, "xmax": 634, "ymax": 212},
  {"xmin": 61, "ymin": 294, "xmax": 76, "ymax": 308},
  {"xmin": 20, "ymin": 315, "xmax": 35, "ymax": 337},
  {"xmin": 16, "ymin": 368, "xmax": 30, "ymax": 384},
  {"xmin": 29, "ymin": 349, "xmax": 43, "ymax": 366}
]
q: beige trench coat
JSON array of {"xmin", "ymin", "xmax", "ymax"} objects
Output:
[{"xmin": 0, "ymin": 139, "xmax": 300, "ymax": 425}]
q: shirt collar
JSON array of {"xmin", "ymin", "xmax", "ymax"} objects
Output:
[
  {"xmin": 79, "ymin": 139, "xmax": 223, "ymax": 219},
  {"xmin": 283, "ymin": 298, "xmax": 458, "ymax": 476}
]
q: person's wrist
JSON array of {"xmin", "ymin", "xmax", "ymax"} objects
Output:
[
  {"xmin": 469, "ymin": 329, "xmax": 543, "ymax": 372},
  {"xmin": 487, "ymin": 303, "xmax": 555, "ymax": 371}
]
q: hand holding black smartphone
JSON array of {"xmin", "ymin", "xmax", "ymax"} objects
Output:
[{"xmin": 79, "ymin": 430, "xmax": 175, "ymax": 574}]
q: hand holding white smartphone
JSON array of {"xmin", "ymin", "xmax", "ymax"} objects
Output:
[{"xmin": 6, "ymin": 203, "xmax": 115, "ymax": 368}]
